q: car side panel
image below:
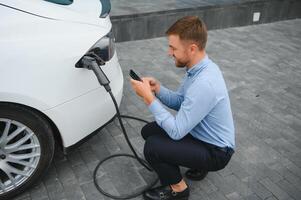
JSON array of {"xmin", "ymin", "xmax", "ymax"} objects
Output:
[{"xmin": 44, "ymin": 54, "xmax": 124, "ymax": 147}]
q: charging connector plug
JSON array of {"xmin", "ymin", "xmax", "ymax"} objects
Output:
[{"xmin": 81, "ymin": 55, "xmax": 111, "ymax": 92}]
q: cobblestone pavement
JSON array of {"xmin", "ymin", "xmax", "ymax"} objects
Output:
[
  {"xmin": 13, "ymin": 19, "xmax": 301, "ymax": 200},
  {"xmin": 110, "ymin": 0, "xmax": 264, "ymax": 16}
]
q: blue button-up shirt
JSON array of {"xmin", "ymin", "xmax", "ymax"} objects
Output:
[{"xmin": 148, "ymin": 55, "xmax": 235, "ymax": 148}]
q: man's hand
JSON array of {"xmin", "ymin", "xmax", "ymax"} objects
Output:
[
  {"xmin": 130, "ymin": 79, "xmax": 155, "ymax": 105},
  {"xmin": 142, "ymin": 77, "xmax": 160, "ymax": 94}
]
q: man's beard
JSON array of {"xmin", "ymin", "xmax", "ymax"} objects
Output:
[{"xmin": 174, "ymin": 57, "xmax": 189, "ymax": 68}]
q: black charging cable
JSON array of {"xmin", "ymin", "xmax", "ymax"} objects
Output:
[{"xmin": 80, "ymin": 55, "xmax": 158, "ymax": 199}]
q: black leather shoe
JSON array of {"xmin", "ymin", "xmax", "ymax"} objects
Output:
[
  {"xmin": 143, "ymin": 185, "xmax": 189, "ymax": 200},
  {"xmin": 185, "ymin": 169, "xmax": 208, "ymax": 181}
]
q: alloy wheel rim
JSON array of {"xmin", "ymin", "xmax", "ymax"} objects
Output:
[{"xmin": 0, "ymin": 118, "xmax": 41, "ymax": 194}]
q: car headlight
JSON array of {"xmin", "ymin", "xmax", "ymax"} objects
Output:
[
  {"xmin": 99, "ymin": 0, "xmax": 111, "ymax": 18},
  {"xmin": 76, "ymin": 29, "xmax": 115, "ymax": 68}
]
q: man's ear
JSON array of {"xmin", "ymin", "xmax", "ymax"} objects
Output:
[{"xmin": 190, "ymin": 43, "xmax": 199, "ymax": 54}]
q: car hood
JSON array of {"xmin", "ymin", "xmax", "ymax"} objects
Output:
[{"xmin": 0, "ymin": 0, "xmax": 109, "ymax": 27}]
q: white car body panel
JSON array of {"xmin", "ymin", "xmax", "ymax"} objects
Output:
[
  {"xmin": 0, "ymin": 0, "xmax": 109, "ymax": 27},
  {"xmin": 0, "ymin": 1, "xmax": 124, "ymax": 148},
  {"xmin": 45, "ymin": 54, "xmax": 123, "ymax": 147}
]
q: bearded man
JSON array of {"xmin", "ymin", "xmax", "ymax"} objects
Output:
[{"xmin": 130, "ymin": 16, "xmax": 235, "ymax": 200}]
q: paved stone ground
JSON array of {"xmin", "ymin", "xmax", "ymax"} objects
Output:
[
  {"xmin": 13, "ymin": 19, "xmax": 301, "ymax": 200},
  {"xmin": 110, "ymin": 0, "xmax": 263, "ymax": 16}
]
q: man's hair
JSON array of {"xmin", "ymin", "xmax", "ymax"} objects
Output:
[{"xmin": 166, "ymin": 16, "xmax": 207, "ymax": 50}]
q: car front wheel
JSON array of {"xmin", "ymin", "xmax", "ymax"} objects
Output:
[{"xmin": 0, "ymin": 103, "xmax": 55, "ymax": 199}]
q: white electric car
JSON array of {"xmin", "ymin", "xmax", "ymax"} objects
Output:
[{"xmin": 0, "ymin": 0, "xmax": 124, "ymax": 199}]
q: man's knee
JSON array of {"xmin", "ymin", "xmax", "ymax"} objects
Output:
[{"xmin": 141, "ymin": 121, "xmax": 157, "ymax": 140}]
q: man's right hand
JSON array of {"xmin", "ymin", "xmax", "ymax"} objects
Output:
[{"xmin": 142, "ymin": 77, "xmax": 160, "ymax": 94}]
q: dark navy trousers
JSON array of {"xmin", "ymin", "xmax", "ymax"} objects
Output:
[{"xmin": 141, "ymin": 122, "xmax": 234, "ymax": 186}]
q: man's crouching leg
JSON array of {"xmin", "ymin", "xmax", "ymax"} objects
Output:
[{"xmin": 143, "ymin": 135, "xmax": 190, "ymax": 200}]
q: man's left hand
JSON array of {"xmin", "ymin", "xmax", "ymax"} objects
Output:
[{"xmin": 130, "ymin": 79, "xmax": 155, "ymax": 105}]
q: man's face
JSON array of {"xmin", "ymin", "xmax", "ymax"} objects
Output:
[{"xmin": 168, "ymin": 34, "xmax": 190, "ymax": 68}]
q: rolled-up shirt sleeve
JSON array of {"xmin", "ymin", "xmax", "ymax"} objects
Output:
[{"xmin": 149, "ymin": 80, "xmax": 218, "ymax": 140}]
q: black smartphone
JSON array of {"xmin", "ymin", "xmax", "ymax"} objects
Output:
[{"xmin": 129, "ymin": 69, "xmax": 143, "ymax": 82}]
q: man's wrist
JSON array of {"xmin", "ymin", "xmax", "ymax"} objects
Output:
[{"xmin": 144, "ymin": 94, "xmax": 155, "ymax": 105}]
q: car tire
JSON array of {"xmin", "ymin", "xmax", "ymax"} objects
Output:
[{"xmin": 0, "ymin": 103, "xmax": 55, "ymax": 199}]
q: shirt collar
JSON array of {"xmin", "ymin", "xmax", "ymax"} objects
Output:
[{"xmin": 186, "ymin": 55, "xmax": 209, "ymax": 77}]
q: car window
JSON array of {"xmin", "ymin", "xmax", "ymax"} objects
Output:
[{"xmin": 44, "ymin": 0, "xmax": 73, "ymax": 5}]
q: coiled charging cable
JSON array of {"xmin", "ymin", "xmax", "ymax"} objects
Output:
[{"xmin": 80, "ymin": 55, "xmax": 158, "ymax": 199}]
